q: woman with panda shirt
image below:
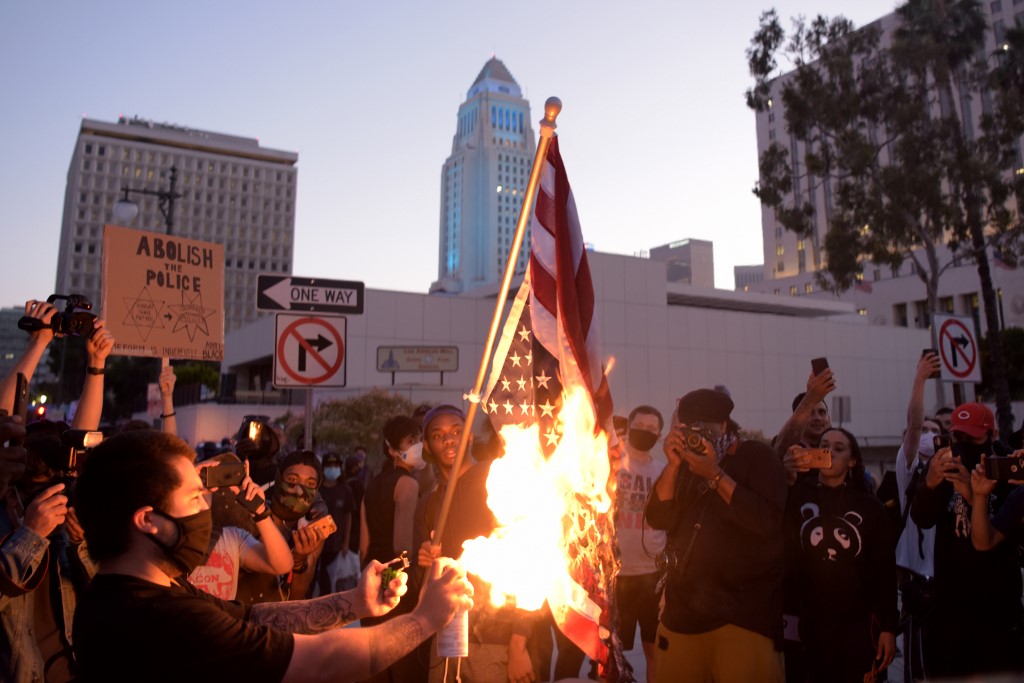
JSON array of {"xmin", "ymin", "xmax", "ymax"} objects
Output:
[{"xmin": 784, "ymin": 427, "xmax": 898, "ymax": 682}]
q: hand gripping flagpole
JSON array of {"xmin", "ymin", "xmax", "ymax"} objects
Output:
[{"xmin": 433, "ymin": 97, "xmax": 562, "ymax": 547}]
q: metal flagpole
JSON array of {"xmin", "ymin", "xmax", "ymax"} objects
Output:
[{"xmin": 432, "ymin": 97, "xmax": 562, "ymax": 546}]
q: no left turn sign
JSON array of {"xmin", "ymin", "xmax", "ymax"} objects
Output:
[
  {"xmin": 934, "ymin": 314, "xmax": 981, "ymax": 383},
  {"xmin": 274, "ymin": 314, "xmax": 347, "ymax": 388}
]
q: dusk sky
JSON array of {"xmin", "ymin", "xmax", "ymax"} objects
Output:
[{"xmin": 0, "ymin": 0, "xmax": 900, "ymax": 310}]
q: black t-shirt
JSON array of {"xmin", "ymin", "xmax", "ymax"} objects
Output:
[{"xmin": 73, "ymin": 573, "xmax": 294, "ymax": 683}]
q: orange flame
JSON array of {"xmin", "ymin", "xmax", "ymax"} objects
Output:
[{"xmin": 460, "ymin": 386, "xmax": 612, "ymax": 613}]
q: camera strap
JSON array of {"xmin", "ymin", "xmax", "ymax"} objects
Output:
[{"xmin": 0, "ymin": 533, "xmax": 49, "ymax": 597}]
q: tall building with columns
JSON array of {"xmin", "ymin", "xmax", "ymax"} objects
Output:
[{"xmin": 431, "ymin": 58, "xmax": 536, "ymax": 293}]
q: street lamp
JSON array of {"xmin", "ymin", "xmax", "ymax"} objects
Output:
[{"xmin": 112, "ymin": 165, "xmax": 182, "ymax": 234}]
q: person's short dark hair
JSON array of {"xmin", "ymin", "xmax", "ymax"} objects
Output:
[
  {"xmin": 628, "ymin": 405, "xmax": 664, "ymax": 432},
  {"xmin": 75, "ymin": 431, "xmax": 193, "ymax": 562},
  {"xmin": 345, "ymin": 455, "xmax": 364, "ymax": 475},
  {"xmin": 791, "ymin": 392, "xmax": 829, "ymax": 414},
  {"xmin": 935, "ymin": 407, "xmax": 953, "ymax": 417},
  {"xmin": 120, "ymin": 419, "xmax": 154, "ymax": 433},
  {"xmin": 277, "ymin": 450, "xmax": 323, "ymax": 486},
  {"xmin": 412, "ymin": 403, "xmax": 433, "ymax": 421},
  {"xmin": 678, "ymin": 389, "xmax": 734, "ymax": 424},
  {"xmin": 322, "ymin": 452, "xmax": 343, "ymax": 468},
  {"xmin": 382, "ymin": 415, "xmax": 421, "ymax": 454}
]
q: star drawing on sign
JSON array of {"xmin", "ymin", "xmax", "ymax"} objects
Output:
[
  {"xmin": 167, "ymin": 291, "xmax": 216, "ymax": 342},
  {"xmin": 516, "ymin": 376, "xmax": 527, "ymax": 391},
  {"xmin": 519, "ymin": 400, "xmax": 531, "ymax": 416},
  {"xmin": 535, "ymin": 371, "xmax": 552, "ymax": 389},
  {"xmin": 121, "ymin": 286, "xmax": 166, "ymax": 342},
  {"xmin": 539, "ymin": 399, "xmax": 556, "ymax": 417},
  {"xmin": 510, "ymin": 351, "xmax": 522, "ymax": 368},
  {"xmin": 501, "ymin": 377, "xmax": 512, "ymax": 392},
  {"xmin": 518, "ymin": 325, "xmax": 531, "ymax": 343}
]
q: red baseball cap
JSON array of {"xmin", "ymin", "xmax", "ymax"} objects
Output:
[{"xmin": 951, "ymin": 403, "xmax": 995, "ymax": 439}]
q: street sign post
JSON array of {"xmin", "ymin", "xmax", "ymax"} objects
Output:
[
  {"xmin": 934, "ymin": 314, "xmax": 981, "ymax": 383},
  {"xmin": 257, "ymin": 275, "xmax": 364, "ymax": 315}
]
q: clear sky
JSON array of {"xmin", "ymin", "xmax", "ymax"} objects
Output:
[{"xmin": 0, "ymin": 0, "xmax": 900, "ymax": 309}]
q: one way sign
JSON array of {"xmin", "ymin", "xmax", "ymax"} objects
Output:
[{"xmin": 257, "ymin": 275, "xmax": 364, "ymax": 315}]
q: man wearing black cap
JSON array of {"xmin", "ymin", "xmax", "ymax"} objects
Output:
[{"xmin": 645, "ymin": 388, "xmax": 787, "ymax": 683}]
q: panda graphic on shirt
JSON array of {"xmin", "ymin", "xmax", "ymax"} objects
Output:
[{"xmin": 799, "ymin": 502, "xmax": 863, "ymax": 562}]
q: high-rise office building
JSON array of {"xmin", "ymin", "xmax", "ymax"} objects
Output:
[
  {"xmin": 649, "ymin": 239, "xmax": 715, "ymax": 288},
  {"xmin": 734, "ymin": 264, "xmax": 764, "ymax": 292},
  {"xmin": 56, "ymin": 116, "xmax": 298, "ymax": 332},
  {"xmin": 432, "ymin": 58, "xmax": 536, "ymax": 294}
]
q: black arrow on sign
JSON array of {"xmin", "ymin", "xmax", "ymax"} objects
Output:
[
  {"xmin": 298, "ymin": 334, "xmax": 333, "ymax": 372},
  {"xmin": 954, "ymin": 335, "xmax": 970, "ymax": 348}
]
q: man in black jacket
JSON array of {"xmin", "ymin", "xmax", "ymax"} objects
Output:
[{"xmin": 645, "ymin": 389, "xmax": 787, "ymax": 683}]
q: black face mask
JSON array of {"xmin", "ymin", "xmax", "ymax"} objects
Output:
[
  {"xmin": 628, "ymin": 429, "xmax": 658, "ymax": 452},
  {"xmin": 148, "ymin": 508, "xmax": 213, "ymax": 576}
]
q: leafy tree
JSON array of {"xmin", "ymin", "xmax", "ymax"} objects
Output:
[
  {"xmin": 283, "ymin": 389, "xmax": 414, "ymax": 468},
  {"xmin": 747, "ymin": 1, "xmax": 1023, "ymax": 435},
  {"xmin": 978, "ymin": 327, "xmax": 1024, "ymax": 401}
]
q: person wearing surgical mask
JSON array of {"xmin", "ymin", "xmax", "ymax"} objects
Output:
[
  {"xmin": 614, "ymin": 405, "xmax": 666, "ymax": 683},
  {"xmin": 360, "ymin": 415, "xmax": 427, "ymax": 683},
  {"xmin": 316, "ymin": 453, "xmax": 355, "ymax": 596}
]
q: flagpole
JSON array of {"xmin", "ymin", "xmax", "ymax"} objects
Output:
[{"xmin": 433, "ymin": 96, "xmax": 562, "ymax": 547}]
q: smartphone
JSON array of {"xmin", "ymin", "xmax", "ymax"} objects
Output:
[
  {"xmin": 983, "ymin": 455, "xmax": 1024, "ymax": 480},
  {"xmin": 793, "ymin": 446, "xmax": 832, "ymax": 469},
  {"xmin": 199, "ymin": 461, "xmax": 246, "ymax": 489},
  {"xmin": 811, "ymin": 357, "xmax": 829, "ymax": 376},
  {"xmin": 922, "ymin": 349, "xmax": 940, "ymax": 379},
  {"xmin": 10, "ymin": 373, "xmax": 28, "ymax": 447},
  {"xmin": 933, "ymin": 434, "xmax": 951, "ymax": 452},
  {"xmin": 305, "ymin": 514, "xmax": 338, "ymax": 538}
]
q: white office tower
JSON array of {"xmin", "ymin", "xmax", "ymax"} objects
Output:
[
  {"xmin": 56, "ymin": 116, "xmax": 298, "ymax": 332},
  {"xmin": 432, "ymin": 58, "xmax": 537, "ymax": 294}
]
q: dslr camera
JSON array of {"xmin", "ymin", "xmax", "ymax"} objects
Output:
[
  {"xmin": 18, "ymin": 294, "xmax": 97, "ymax": 338},
  {"xmin": 51, "ymin": 429, "xmax": 104, "ymax": 475},
  {"xmin": 678, "ymin": 424, "xmax": 712, "ymax": 454}
]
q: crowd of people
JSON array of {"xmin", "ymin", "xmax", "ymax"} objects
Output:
[{"xmin": 0, "ymin": 298, "xmax": 1022, "ymax": 683}]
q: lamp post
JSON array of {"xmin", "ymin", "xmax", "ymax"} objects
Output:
[{"xmin": 112, "ymin": 165, "xmax": 182, "ymax": 234}]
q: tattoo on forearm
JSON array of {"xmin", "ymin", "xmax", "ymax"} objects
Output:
[
  {"xmin": 368, "ymin": 615, "xmax": 427, "ymax": 675},
  {"xmin": 249, "ymin": 593, "xmax": 358, "ymax": 634}
]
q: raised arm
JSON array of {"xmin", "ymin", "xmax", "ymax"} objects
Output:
[
  {"xmin": 72, "ymin": 320, "xmax": 114, "ymax": 430},
  {"xmin": 774, "ymin": 370, "xmax": 836, "ymax": 457},
  {"xmin": 900, "ymin": 353, "xmax": 940, "ymax": 471},
  {"xmin": 0, "ymin": 301, "xmax": 56, "ymax": 414},
  {"xmin": 969, "ymin": 463, "xmax": 1004, "ymax": 551},
  {"xmin": 158, "ymin": 364, "xmax": 177, "ymax": 436}
]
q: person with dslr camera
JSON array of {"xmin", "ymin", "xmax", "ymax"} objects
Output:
[
  {"xmin": 0, "ymin": 297, "xmax": 112, "ymax": 682},
  {"xmin": 72, "ymin": 430, "xmax": 474, "ymax": 683},
  {"xmin": 645, "ymin": 388, "xmax": 787, "ymax": 683}
]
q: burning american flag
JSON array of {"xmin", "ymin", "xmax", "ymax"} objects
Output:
[{"xmin": 467, "ymin": 135, "xmax": 627, "ymax": 677}]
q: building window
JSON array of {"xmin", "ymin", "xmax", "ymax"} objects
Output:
[
  {"xmin": 939, "ymin": 296, "xmax": 954, "ymax": 313},
  {"xmin": 992, "ymin": 0, "xmax": 1002, "ymax": 10},
  {"xmin": 914, "ymin": 300, "xmax": 930, "ymax": 329},
  {"xmin": 894, "ymin": 303, "xmax": 908, "ymax": 327},
  {"xmin": 789, "ymin": 286, "xmax": 798, "ymax": 296},
  {"xmin": 804, "ymin": 283, "xmax": 813, "ymax": 294},
  {"xmin": 775, "ymin": 245, "xmax": 784, "ymax": 256},
  {"xmin": 857, "ymin": 308, "xmax": 868, "ymax": 316}
]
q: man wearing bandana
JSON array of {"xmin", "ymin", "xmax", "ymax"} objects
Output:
[
  {"xmin": 238, "ymin": 451, "xmax": 329, "ymax": 604},
  {"xmin": 645, "ymin": 388, "xmax": 787, "ymax": 683},
  {"xmin": 613, "ymin": 405, "xmax": 665, "ymax": 683},
  {"xmin": 910, "ymin": 402, "xmax": 1023, "ymax": 678}
]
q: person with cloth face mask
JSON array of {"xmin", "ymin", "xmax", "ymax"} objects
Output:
[
  {"xmin": 315, "ymin": 453, "xmax": 355, "ymax": 596},
  {"xmin": 910, "ymin": 402, "xmax": 1023, "ymax": 678},
  {"xmin": 645, "ymin": 388, "xmax": 787, "ymax": 683},
  {"xmin": 359, "ymin": 415, "xmax": 428, "ymax": 683},
  {"xmin": 613, "ymin": 405, "xmax": 665, "ymax": 683},
  {"xmin": 72, "ymin": 430, "xmax": 476, "ymax": 683}
]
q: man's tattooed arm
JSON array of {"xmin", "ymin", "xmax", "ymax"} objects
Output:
[
  {"xmin": 367, "ymin": 615, "xmax": 429, "ymax": 676},
  {"xmin": 249, "ymin": 591, "xmax": 359, "ymax": 635}
]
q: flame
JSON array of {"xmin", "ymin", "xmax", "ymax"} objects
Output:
[{"xmin": 460, "ymin": 386, "xmax": 612, "ymax": 613}]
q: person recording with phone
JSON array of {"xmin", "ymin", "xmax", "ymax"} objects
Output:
[
  {"xmin": 910, "ymin": 402, "xmax": 1023, "ymax": 677},
  {"xmin": 645, "ymin": 389, "xmax": 787, "ymax": 683},
  {"xmin": 783, "ymin": 427, "xmax": 897, "ymax": 682},
  {"xmin": 775, "ymin": 360, "xmax": 836, "ymax": 485},
  {"xmin": 187, "ymin": 453, "xmax": 293, "ymax": 601},
  {"xmin": 969, "ymin": 454, "xmax": 1024, "ymax": 552}
]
